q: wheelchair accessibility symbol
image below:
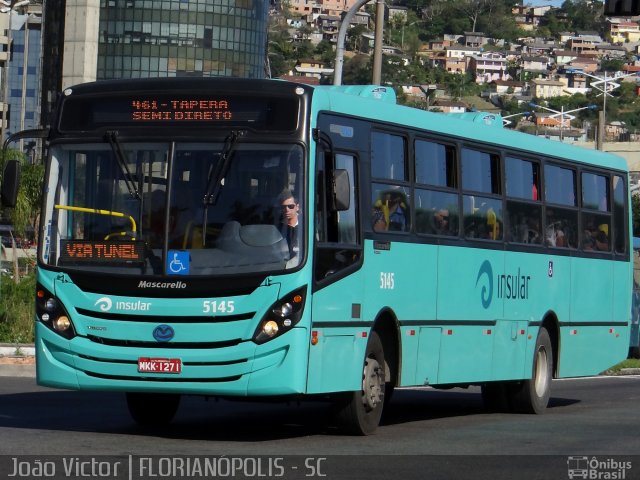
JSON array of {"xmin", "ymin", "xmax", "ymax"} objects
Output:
[{"xmin": 167, "ymin": 250, "xmax": 190, "ymax": 275}]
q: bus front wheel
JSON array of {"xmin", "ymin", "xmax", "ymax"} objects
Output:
[
  {"xmin": 510, "ymin": 326, "xmax": 553, "ymax": 414},
  {"xmin": 126, "ymin": 392, "xmax": 181, "ymax": 426},
  {"xmin": 336, "ymin": 330, "xmax": 386, "ymax": 435}
]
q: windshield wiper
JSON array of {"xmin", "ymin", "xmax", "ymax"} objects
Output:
[
  {"xmin": 105, "ymin": 130, "xmax": 140, "ymax": 200},
  {"xmin": 203, "ymin": 130, "xmax": 244, "ymax": 206},
  {"xmin": 201, "ymin": 130, "xmax": 244, "ymax": 246}
]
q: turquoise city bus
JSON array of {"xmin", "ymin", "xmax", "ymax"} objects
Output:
[
  {"xmin": 0, "ymin": 78, "xmax": 632, "ymax": 434},
  {"xmin": 630, "ymin": 237, "xmax": 640, "ymax": 358}
]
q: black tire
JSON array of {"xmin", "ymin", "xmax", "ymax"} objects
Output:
[
  {"xmin": 629, "ymin": 346, "xmax": 640, "ymax": 359},
  {"xmin": 509, "ymin": 326, "xmax": 553, "ymax": 414},
  {"xmin": 126, "ymin": 392, "xmax": 181, "ymax": 426},
  {"xmin": 336, "ymin": 331, "xmax": 386, "ymax": 435}
]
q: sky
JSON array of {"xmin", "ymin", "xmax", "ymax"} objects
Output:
[
  {"xmin": 526, "ymin": 0, "xmax": 605, "ymax": 6},
  {"xmin": 526, "ymin": 0, "xmax": 564, "ymax": 5}
]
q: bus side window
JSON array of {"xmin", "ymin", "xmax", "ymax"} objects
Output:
[
  {"xmin": 314, "ymin": 152, "xmax": 361, "ymax": 282},
  {"xmin": 463, "ymin": 196, "xmax": 502, "ymax": 241}
]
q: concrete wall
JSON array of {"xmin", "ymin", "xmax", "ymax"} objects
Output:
[
  {"xmin": 575, "ymin": 141, "xmax": 640, "ymax": 172},
  {"xmin": 62, "ymin": 0, "xmax": 99, "ymax": 89}
]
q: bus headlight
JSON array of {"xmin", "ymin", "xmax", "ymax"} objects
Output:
[
  {"xmin": 36, "ymin": 284, "xmax": 76, "ymax": 340},
  {"xmin": 253, "ymin": 286, "xmax": 307, "ymax": 344},
  {"xmin": 53, "ymin": 316, "xmax": 71, "ymax": 332},
  {"xmin": 44, "ymin": 298, "xmax": 58, "ymax": 311}
]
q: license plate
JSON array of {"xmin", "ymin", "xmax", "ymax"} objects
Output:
[{"xmin": 138, "ymin": 357, "xmax": 182, "ymax": 374}]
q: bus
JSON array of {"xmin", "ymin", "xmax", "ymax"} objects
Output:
[
  {"xmin": 0, "ymin": 78, "xmax": 632, "ymax": 435},
  {"xmin": 631, "ymin": 237, "xmax": 640, "ymax": 358}
]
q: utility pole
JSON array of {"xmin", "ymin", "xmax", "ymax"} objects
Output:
[
  {"xmin": 597, "ymin": 110, "xmax": 605, "ymax": 150},
  {"xmin": 333, "ymin": 0, "xmax": 385, "ymax": 86},
  {"xmin": 371, "ymin": 0, "xmax": 384, "ymax": 85}
]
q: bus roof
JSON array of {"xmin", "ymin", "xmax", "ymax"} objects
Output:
[{"xmin": 311, "ymin": 84, "xmax": 628, "ymax": 173}]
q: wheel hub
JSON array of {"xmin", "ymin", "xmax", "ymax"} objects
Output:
[
  {"xmin": 362, "ymin": 357, "xmax": 384, "ymax": 411},
  {"xmin": 534, "ymin": 346, "xmax": 549, "ymax": 397}
]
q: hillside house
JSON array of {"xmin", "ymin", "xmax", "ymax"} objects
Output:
[
  {"xmin": 522, "ymin": 56, "xmax": 549, "ymax": 74},
  {"xmin": 553, "ymin": 50, "xmax": 578, "ymax": 66},
  {"xmin": 429, "ymin": 99, "xmax": 467, "ymax": 113},
  {"xmin": 489, "ymin": 80, "xmax": 527, "ymax": 96},
  {"xmin": 608, "ymin": 19, "xmax": 640, "ymax": 44},
  {"xmin": 292, "ymin": 58, "xmax": 334, "ymax": 81},
  {"xmin": 316, "ymin": 14, "xmax": 340, "ymax": 43},
  {"xmin": 531, "ymin": 78, "xmax": 568, "ymax": 98},
  {"xmin": 464, "ymin": 32, "xmax": 489, "ymax": 48},
  {"xmin": 597, "ymin": 44, "xmax": 627, "ymax": 59},
  {"xmin": 467, "ymin": 52, "xmax": 508, "ymax": 84},
  {"xmin": 567, "ymin": 57, "xmax": 598, "ymax": 74},
  {"xmin": 567, "ymin": 37, "xmax": 599, "ymax": 56}
]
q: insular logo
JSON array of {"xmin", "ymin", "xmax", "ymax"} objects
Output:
[
  {"xmin": 475, "ymin": 260, "xmax": 494, "ymax": 309},
  {"xmin": 94, "ymin": 297, "xmax": 113, "ymax": 312}
]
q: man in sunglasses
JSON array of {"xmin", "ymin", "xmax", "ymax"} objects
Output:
[
  {"xmin": 278, "ymin": 189, "xmax": 301, "ymax": 263},
  {"xmin": 433, "ymin": 208, "xmax": 452, "ymax": 236}
]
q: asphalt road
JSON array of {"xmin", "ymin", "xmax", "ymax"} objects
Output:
[{"xmin": 0, "ymin": 375, "xmax": 639, "ymax": 479}]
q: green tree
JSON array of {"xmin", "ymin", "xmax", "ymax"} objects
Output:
[
  {"xmin": 15, "ymin": 162, "xmax": 44, "ymax": 239},
  {"xmin": 560, "ymin": 0, "xmax": 605, "ymax": 32},
  {"xmin": 342, "ymin": 54, "xmax": 372, "ymax": 85},
  {"xmin": 315, "ymin": 39, "xmax": 335, "ymax": 66},
  {"xmin": 537, "ymin": 10, "xmax": 564, "ymax": 38},
  {"xmin": 600, "ymin": 58, "xmax": 625, "ymax": 72},
  {"xmin": 0, "ymin": 149, "xmax": 42, "ymax": 284},
  {"xmin": 346, "ymin": 24, "xmax": 368, "ymax": 53},
  {"xmin": 267, "ymin": 14, "xmax": 296, "ymax": 77}
]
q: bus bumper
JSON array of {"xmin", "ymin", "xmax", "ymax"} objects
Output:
[{"xmin": 35, "ymin": 322, "xmax": 310, "ymax": 396}]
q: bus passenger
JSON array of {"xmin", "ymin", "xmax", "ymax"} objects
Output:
[
  {"xmin": 486, "ymin": 208, "xmax": 500, "ymax": 240},
  {"xmin": 387, "ymin": 195, "xmax": 407, "ymax": 232},
  {"xmin": 581, "ymin": 220, "xmax": 608, "ymax": 251},
  {"xmin": 433, "ymin": 208, "xmax": 452, "ymax": 235},
  {"xmin": 546, "ymin": 210, "xmax": 566, "ymax": 247},
  {"xmin": 595, "ymin": 224, "xmax": 609, "ymax": 251},
  {"xmin": 372, "ymin": 201, "xmax": 387, "ymax": 232},
  {"xmin": 372, "ymin": 191, "xmax": 407, "ymax": 232}
]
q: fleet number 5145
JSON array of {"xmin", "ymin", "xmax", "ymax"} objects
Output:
[
  {"xmin": 203, "ymin": 300, "xmax": 235, "ymax": 313},
  {"xmin": 380, "ymin": 272, "xmax": 395, "ymax": 289}
]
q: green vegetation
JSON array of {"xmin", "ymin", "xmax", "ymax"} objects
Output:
[
  {"xmin": 606, "ymin": 358, "xmax": 640, "ymax": 373},
  {"xmin": 0, "ymin": 145, "xmax": 41, "ymax": 343},
  {"xmin": 0, "ymin": 272, "xmax": 35, "ymax": 343}
]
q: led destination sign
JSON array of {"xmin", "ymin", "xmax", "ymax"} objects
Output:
[
  {"xmin": 132, "ymin": 99, "xmax": 235, "ymax": 122},
  {"xmin": 58, "ymin": 93, "xmax": 299, "ymax": 132},
  {"xmin": 59, "ymin": 240, "xmax": 145, "ymax": 265}
]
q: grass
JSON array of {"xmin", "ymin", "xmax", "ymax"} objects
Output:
[
  {"xmin": 606, "ymin": 358, "xmax": 640, "ymax": 374},
  {"xmin": 0, "ymin": 272, "xmax": 35, "ymax": 344}
]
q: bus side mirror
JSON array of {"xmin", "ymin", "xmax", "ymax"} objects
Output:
[
  {"xmin": 1, "ymin": 160, "xmax": 21, "ymax": 208},
  {"xmin": 332, "ymin": 169, "xmax": 350, "ymax": 211}
]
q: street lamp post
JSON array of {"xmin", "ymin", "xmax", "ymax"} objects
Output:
[
  {"xmin": 501, "ymin": 111, "xmax": 530, "ymax": 127},
  {"xmin": 529, "ymin": 102, "xmax": 598, "ymax": 142},
  {"xmin": 334, "ymin": 0, "xmax": 385, "ymax": 86},
  {"xmin": 579, "ymin": 70, "xmax": 639, "ymax": 148}
]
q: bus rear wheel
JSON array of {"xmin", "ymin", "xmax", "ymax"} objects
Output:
[
  {"xmin": 126, "ymin": 392, "xmax": 181, "ymax": 426},
  {"xmin": 336, "ymin": 331, "xmax": 386, "ymax": 435},
  {"xmin": 509, "ymin": 326, "xmax": 553, "ymax": 414}
]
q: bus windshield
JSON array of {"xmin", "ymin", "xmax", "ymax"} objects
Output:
[{"xmin": 41, "ymin": 141, "xmax": 305, "ymax": 276}]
